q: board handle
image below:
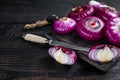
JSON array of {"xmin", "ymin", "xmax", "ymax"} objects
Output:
[{"xmin": 23, "ymin": 33, "xmax": 48, "ymax": 44}]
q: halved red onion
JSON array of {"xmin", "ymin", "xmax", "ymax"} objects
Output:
[
  {"xmin": 68, "ymin": 5, "xmax": 94, "ymax": 22},
  {"xmin": 53, "ymin": 17, "xmax": 76, "ymax": 34},
  {"xmin": 76, "ymin": 16, "xmax": 104, "ymax": 41},
  {"xmin": 88, "ymin": 44, "xmax": 120, "ymax": 62},
  {"xmin": 48, "ymin": 46, "xmax": 77, "ymax": 65},
  {"xmin": 105, "ymin": 17, "xmax": 120, "ymax": 47}
]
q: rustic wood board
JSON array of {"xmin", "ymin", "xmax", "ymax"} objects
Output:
[{"xmin": 46, "ymin": 32, "xmax": 120, "ymax": 72}]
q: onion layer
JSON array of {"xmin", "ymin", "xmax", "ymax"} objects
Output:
[
  {"xmin": 68, "ymin": 5, "xmax": 94, "ymax": 22},
  {"xmin": 48, "ymin": 46, "xmax": 77, "ymax": 65},
  {"xmin": 53, "ymin": 17, "xmax": 76, "ymax": 34},
  {"xmin": 88, "ymin": 44, "xmax": 120, "ymax": 62},
  {"xmin": 76, "ymin": 16, "xmax": 104, "ymax": 41}
]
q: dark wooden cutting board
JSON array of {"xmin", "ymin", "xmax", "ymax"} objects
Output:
[{"xmin": 46, "ymin": 32, "xmax": 120, "ymax": 72}]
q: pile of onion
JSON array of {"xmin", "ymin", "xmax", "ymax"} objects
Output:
[
  {"xmin": 88, "ymin": 44, "xmax": 120, "ymax": 62},
  {"xmin": 51, "ymin": 0, "xmax": 120, "ymax": 64},
  {"xmin": 48, "ymin": 46, "xmax": 77, "ymax": 65}
]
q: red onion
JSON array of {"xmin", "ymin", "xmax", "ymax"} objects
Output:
[
  {"xmin": 95, "ymin": 7, "xmax": 119, "ymax": 22},
  {"xmin": 53, "ymin": 17, "xmax": 76, "ymax": 34},
  {"xmin": 48, "ymin": 46, "xmax": 77, "ymax": 65},
  {"xmin": 88, "ymin": 44, "xmax": 120, "ymax": 62},
  {"xmin": 88, "ymin": 0, "xmax": 109, "ymax": 9},
  {"xmin": 76, "ymin": 16, "xmax": 104, "ymax": 41},
  {"xmin": 105, "ymin": 17, "xmax": 120, "ymax": 47},
  {"xmin": 68, "ymin": 5, "xmax": 94, "ymax": 22},
  {"xmin": 88, "ymin": 0, "xmax": 118, "ymax": 22}
]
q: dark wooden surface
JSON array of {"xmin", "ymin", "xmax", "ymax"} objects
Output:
[{"xmin": 0, "ymin": 0, "xmax": 120, "ymax": 80}]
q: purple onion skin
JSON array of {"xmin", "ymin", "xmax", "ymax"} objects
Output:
[
  {"xmin": 76, "ymin": 16, "xmax": 104, "ymax": 41},
  {"xmin": 53, "ymin": 17, "xmax": 76, "ymax": 34},
  {"xmin": 105, "ymin": 17, "xmax": 120, "ymax": 47},
  {"xmin": 68, "ymin": 5, "xmax": 94, "ymax": 22},
  {"xmin": 95, "ymin": 7, "xmax": 119, "ymax": 22}
]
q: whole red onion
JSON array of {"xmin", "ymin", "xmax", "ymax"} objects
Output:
[
  {"xmin": 105, "ymin": 17, "xmax": 120, "ymax": 47},
  {"xmin": 88, "ymin": 0, "xmax": 109, "ymax": 10},
  {"xmin": 48, "ymin": 46, "xmax": 77, "ymax": 65},
  {"xmin": 88, "ymin": 44, "xmax": 120, "ymax": 62},
  {"xmin": 95, "ymin": 7, "xmax": 119, "ymax": 22},
  {"xmin": 68, "ymin": 5, "xmax": 94, "ymax": 22},
  {"xmin": 76, "ymin": 16, "xmax": 104, "ymax": 41},
  {"xmin": 53, "ymin": 17, "xmax": 76, "ymax": 34}
]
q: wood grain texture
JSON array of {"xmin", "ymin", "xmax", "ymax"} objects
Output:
[{"xmin": 0, "ymin": 0, "xmax": 120, "ymax": 80}]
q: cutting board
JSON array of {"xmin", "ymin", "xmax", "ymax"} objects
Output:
[{"xmin": 46, "ymin": 32, "xmax": 120, "ymax": 72}]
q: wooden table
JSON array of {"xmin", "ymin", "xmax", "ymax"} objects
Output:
[{"xmin": 0, "ymin": 0, "xmax": 120, "ymax": 80}]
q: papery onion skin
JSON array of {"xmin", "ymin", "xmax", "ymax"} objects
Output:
[
  {"xmin": 88, "ymin": 44, "xmax": 120, "ymax": 62},
  {"xmin": 68, "ymin": 5, "xmax": 94, "ymax": 22},
  {"xmin": 76, "ymin": 16, "xmax": 104, "ymax": 41},
  {"xmin": 53, "ymin": 17, "xmax": 76, "ymax": 34},
  {"xmin": 48, "ymin": 46, "xmax": 77, "ymax": 65},
  {"xmin": 105, "ymin": 17, "xmax": 120, "ymax": 47}
]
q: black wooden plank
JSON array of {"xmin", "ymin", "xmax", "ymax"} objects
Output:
[{"xmin": 0, "ymin": 0, "xmax": 120, "ymax": 79}]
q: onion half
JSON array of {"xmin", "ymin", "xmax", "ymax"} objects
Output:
[
  {"xmin": 76, "ymin": 16, "xmax": 104, "ymax": 41},
  {"xmin": 88, "ymin": 44, "xmax": 120, "ymax": 62},
  {"xmin": 68, "ymin": 5, "xmax": 94, "ymax": 22},
  {"xmin": 48, "ymin": 46, "xmax": 77, "ymax": 65},
  {"xmin": 53, "ymin": 17, "xmax": 76, "ymax": 34}
]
